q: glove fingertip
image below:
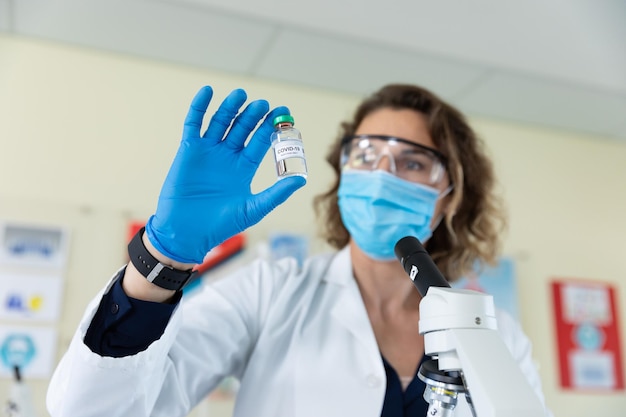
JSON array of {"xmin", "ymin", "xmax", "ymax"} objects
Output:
[
  {"xmin": 229, "ymin": 88, "xmax": 248, "ymax": 102},
  {"xmin": 252, "ymin": 99, "xmax": 270, "ymax": 109},
  {"xmin": 192, "ymin": 86, "xmax": 214, "ymax": 104},
  {"xmin": 281, "ymin": 175, "xmax": 307, "ymax": 190},
  {"xmin": 267, "ymin": 106, "xmax": 291, "ymax": 122},
  {"xmin": 248, "ymin": 176, "xmax": 306, "ymax": 226},
  {"xmin": 268, "ymin": 175, "xmax": 307, "ymax": 205}
]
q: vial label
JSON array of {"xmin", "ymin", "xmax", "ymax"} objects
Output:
[
  {"xmin": 274, "ymin": 140, "xmax": 305, "ymax": 162},
  {"xmin": 273, "ymin": 139, "xmax": 307, "ymax": 179}
]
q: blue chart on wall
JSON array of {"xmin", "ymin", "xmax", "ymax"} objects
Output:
[
  {"xmin": 0, "ymin": 333, "xmax": 36, "ymax": 372},
  {"xmin": 451, "ymin": 257, "xmax": 519, "ymax": 320},
  {"xmin": 0, "ymin": 326, "xmax": 57, "ymax": 379}
]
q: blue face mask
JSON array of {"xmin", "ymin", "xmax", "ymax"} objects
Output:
[{"xmin": 338, "ymin": 170, "xmax": 446, "ymax": 261}]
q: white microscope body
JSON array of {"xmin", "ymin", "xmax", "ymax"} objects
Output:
[
  {"xmin": 419, "ymin": 286, "xmax": 544, "ymax": 416},
  {"xmin": 395, "ymin": 236, "xmax": 545, "ymax": 417}
]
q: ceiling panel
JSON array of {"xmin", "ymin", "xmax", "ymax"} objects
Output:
[
  {"xmin": 11, "ymin": 0, "xmax": 277, "ymax": 73},
  {"xmin": 254, "ymin": 28, "xmax": 490, "ymax": 101},
  {"xmin": 0, "ymin": 0, "xmax": 11, "ymax": 32},
  {"xmin": 164, "ymin": 0, "xmax": 626, "ymax": 93},
  {"xmin": 456, "ymin": 73, "xmax": 626, "ymax": 138},
  {"xmin": 2, "ymin": 0, "xmax": 624, "ymax": 142}
]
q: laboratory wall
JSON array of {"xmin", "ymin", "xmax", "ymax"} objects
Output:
[{"xmin": 0, "ymin": 34, "xmax": 625, "ymax": 417}]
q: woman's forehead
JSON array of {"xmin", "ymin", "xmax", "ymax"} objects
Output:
[{"xmin": 355, "ymin": 108, "xmax": 435, "ymax": 149}]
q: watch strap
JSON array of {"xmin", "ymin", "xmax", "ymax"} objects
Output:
[{"xmin": 128, "ymin": 227, "xmax": 196, "ymax": 291}]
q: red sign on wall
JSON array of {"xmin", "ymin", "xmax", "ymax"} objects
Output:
[{"xmin": 551, "ymin": 279, "xmax": 624, "ymax": 391}]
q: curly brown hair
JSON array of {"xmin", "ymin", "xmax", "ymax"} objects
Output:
[{"xmin": 313, "ymin": 84, "xmax": 507, "ymax": 281}]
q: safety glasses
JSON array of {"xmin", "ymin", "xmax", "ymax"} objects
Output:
[{"xmin": 340, "ymin": 135, "xmax": 448, "ymax": 186}]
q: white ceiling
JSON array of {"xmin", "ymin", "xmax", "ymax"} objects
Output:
[{"xmin": 1, "ymin": 0, "xmax": 625, "ymax": 140}]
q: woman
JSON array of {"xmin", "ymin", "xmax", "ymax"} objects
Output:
[{"xmin": 47, "ymin": 84, "xmax": 551, "ymax": 417}]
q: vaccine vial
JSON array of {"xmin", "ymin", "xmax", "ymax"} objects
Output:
[{"xmin": 271, "ymin": 115, "xmax": 308, "ymax": 179}]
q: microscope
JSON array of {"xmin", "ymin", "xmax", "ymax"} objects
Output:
[{"xmin": 394, "ymin": 236, "xmax": 545, "ymax": 417}]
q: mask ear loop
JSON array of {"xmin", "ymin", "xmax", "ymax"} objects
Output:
[
  {"xmin": 439, "ymin": 185, "xmax": 454, "ymax": 200},
  {"xmin": 430, "ymin": 184, "xmax": 455, "ymax": 233}
]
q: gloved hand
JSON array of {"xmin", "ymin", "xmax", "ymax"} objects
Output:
[{"xmin": 145, "ymin": 86, "xmax": 306, "ymax": 264}]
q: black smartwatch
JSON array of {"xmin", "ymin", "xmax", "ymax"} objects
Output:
[{"xmin": 128, "ymin": 227, "xmax": 196, "ymax": 291}]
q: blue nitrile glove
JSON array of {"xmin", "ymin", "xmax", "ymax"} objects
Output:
[{"xmin": 145, "ymin": 86, "xmax": 306, "ymax": 264}]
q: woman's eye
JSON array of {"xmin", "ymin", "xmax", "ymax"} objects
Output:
[
  {"xmin": 402, "ymin": 154, "xmax": 434, "ymax": 172},
  {"xmin": 403, "ymin": 159, "xmax": 426, "ymax": 171}
]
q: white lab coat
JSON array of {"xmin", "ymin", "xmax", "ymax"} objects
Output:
[{"xmin": 47, "ymin": 247, "xmax": 551, "ymax": 417}]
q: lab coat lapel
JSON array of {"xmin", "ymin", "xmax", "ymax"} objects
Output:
[
  {"xmin": 294, "ymin": 248, "xmax": 386, "ymax": 417},
  {"xmin": 326, "ymin": 248, "xmax": 381, "ymax": 362}
]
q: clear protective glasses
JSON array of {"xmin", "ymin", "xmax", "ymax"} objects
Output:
[{"xmin": 340, "ymin": 135, "xmax": 448, "ymax": 186}]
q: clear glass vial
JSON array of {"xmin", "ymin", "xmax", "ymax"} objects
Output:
[{"xmin": 271, "ymin": 115, "xmax": 308, "ymax": 179}]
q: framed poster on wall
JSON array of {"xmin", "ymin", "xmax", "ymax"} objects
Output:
[
  {"xmin": 0, "ymin": 222, "xmax": 70, "ymax": 269},
  {"xmin": 551, "ymin": 279, "xmax": 624, "ymax": 391}
]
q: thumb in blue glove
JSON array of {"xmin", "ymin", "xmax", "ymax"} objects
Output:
[{"xmin": 145, "ymin": 86, "xmax": 306, "ymax": 264}]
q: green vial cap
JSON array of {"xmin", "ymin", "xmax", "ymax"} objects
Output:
[{"xmin": 273, "ymin": 114, "xmax": 294, "ymax": 126}]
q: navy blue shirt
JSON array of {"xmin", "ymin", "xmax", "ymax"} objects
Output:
[
  {"xmin": 84, "ymin": 273, "xmax": 428, "ymax": 416},
  {"xmin": 381, "ymin": 355, "xmax": 428, "ymax": 416}
]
